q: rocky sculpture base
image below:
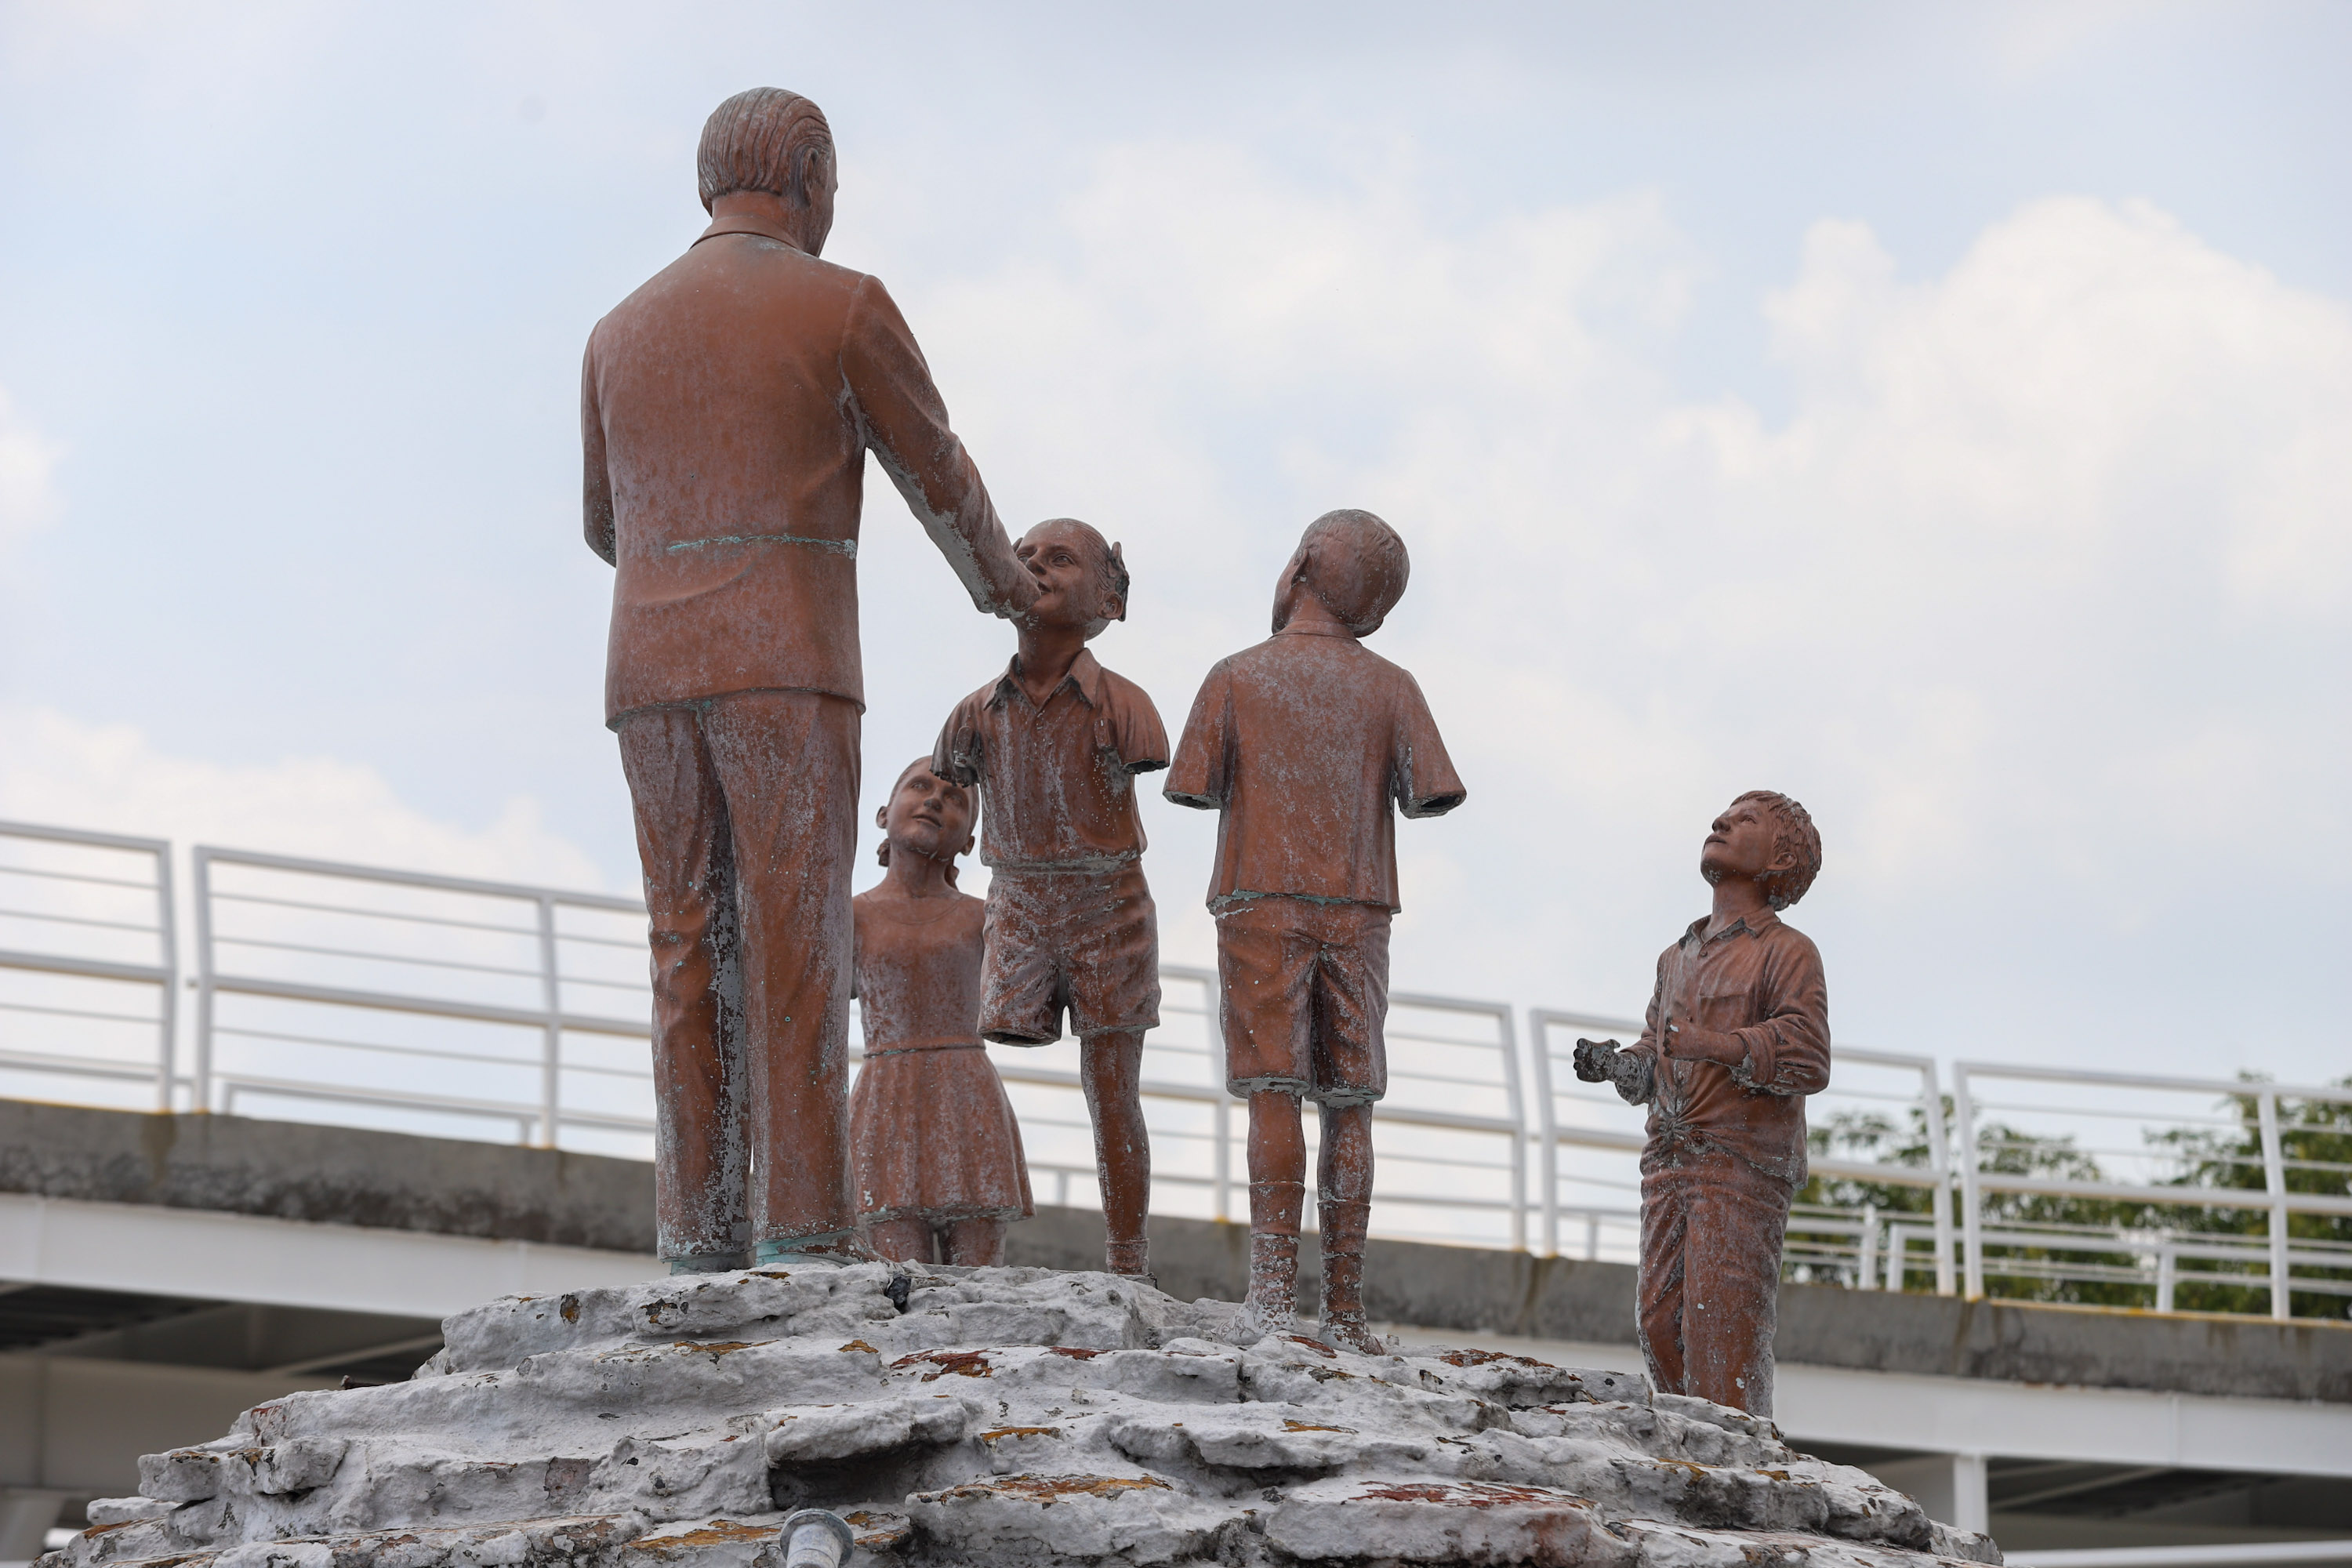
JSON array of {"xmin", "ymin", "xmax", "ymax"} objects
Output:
[{"xmin": 50, "ymin": 1262, "xmax": 1999, "ymax": 1568}]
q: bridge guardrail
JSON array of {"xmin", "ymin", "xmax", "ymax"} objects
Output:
[
  {"xmin": 0, "ymin": 819, "xmax": 176, "ymax": 1111},
  {"xmin": 2, "ymin": 818, "xmax": 2345, "ymax": 1320}
]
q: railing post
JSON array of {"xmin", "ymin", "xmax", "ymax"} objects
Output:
[
  {"xmin": 1497, "ymin": 1005, "xmax": 1526, "ymax": 1253},
  {"xmin": 2257, "ymin": 1088, "xmax": 2291, "ymax": 1321},
  {"xmin": 1953, "ymin": 1064, "xmax": 1984, "ymax": 1301},
  {"xmin": 1213, "ymin": 1094, "xmax": 1231, "ymax": 1224},
  {"xmin": 2155, "ymin": 1232, "xmax": 2176, "ymax": 1313},
  {"xmin": 191, "ymin": 848, "xmax": 216, "ymax": 1114},
  {"xmin": 535, "ymin": 895, "xmax": 562, "ymax": 1149},
  {"xmin": 1919, "ymin": 1060, "xmax": 1957, "ymax": 1297},
  {"xmin": 1859, "ymin": 1205, "xmax": 1879, "ymax": 1290},
  {"xmin": 153, "ymin": 840, "xmax": 180, "ymax": 1112},
  {"xmin": 1528, "ymin": 1012, "xmax": 1559, "ymax": 1257}
]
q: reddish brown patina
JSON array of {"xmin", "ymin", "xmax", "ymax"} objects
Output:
[
  {"xmin": 890, "ymin": 1349, "xmax": 997, "ymax": 1381},
  {"xmin": 849, "ymin": 759, "xmax": 1033, "ymax": 1266},
  {"xmin": 1574, "ymin": 792, "xmax": 1828, "ymax": 1417},
  {"xmin": 583, "ymin": 89, "xmax": 1033, "ymax": 1271},
  {"xmin": 935, "ymin": 519, "xmax": 1167, "ymax": 1278},
  {"xmin": 1165, "ymin": 510, "xmax": 1465, "ymax": 1352}
]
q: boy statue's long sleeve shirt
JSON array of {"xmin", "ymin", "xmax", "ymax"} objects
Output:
[{"xmin": 1620, "ymin": 909, "xmax": 1830, "ymax": 1187}]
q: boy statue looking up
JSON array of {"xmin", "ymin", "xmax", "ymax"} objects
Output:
[
  {"xmin": 1573, "ymin": 792, "xmax": 1828, "ymax": 1417},
  {"xmin": 1165, "ymin": 510, "xmax": 1465, "ymax": 1352},
  {"xmin": 934, "ymin": 519, "xmax": 1167, "ymax": 1279}
]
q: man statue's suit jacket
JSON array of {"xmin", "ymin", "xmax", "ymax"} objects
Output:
[{"xmin": 583, "ymin": 212, "xmax": 1029, "ymax": 722}]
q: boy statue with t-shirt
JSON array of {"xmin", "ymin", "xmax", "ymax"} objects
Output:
[
  {"xmin": 1165, "ymin": 509, "xmax": 1465, "ymax": 1351},
  {"xmin": 934, "ymin": 518, "xmax": 1168, "ymax": 1279},
  {"xmin": 1573, "ymin": 792, "xmax": 1828, "ymax": 1417}
]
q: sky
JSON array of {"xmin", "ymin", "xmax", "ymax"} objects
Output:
[{"xmin": 1, "ymin": 1, "xmax": 2347, "ymax": 1089}]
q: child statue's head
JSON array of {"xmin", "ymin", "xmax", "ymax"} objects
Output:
[
  {"xmin": 1700, "ymin": 790, "xmax": 1822, "ymax": 910},
  {"xmin": 1272, "ymin": 509, "xmax": 1410, "ymax": 637},
  {"xmin": 1015, "ymin": 518, "xmax": 1129, "ymax": 641},
  {"xmin": 875, "ymin": 758, "xmax": 976, "ymax": 883}
]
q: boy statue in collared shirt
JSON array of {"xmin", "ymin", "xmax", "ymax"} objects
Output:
[
  {"xmin": 1574, "ymin": 791, "xmax": 1828, "ymax": 1417},
  {"xmin": 935, "ymin": 518, "xmax": 1168, "ymax": 1279},
  {"xmin": 1166, "ymin": 509, "xmax": 1465, "ymax": 1352}
]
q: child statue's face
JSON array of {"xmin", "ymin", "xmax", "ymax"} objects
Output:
[
  {"xmin": 1015, "ymin": 521, "xmax": 1120, "ymax": 632},
  {"xmin": 880, "ymin": 765, "xmax": 975, "ymax": 862},
  {"xmin": 1699, "ymin": 797, "xmax": 1787, "ymax": 888}
]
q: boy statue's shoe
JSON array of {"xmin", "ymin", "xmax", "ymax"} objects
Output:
[
  {"xmin": 1316, "ymin": 1196, "xmax": 1382, "ymax": 1353},
  {"xmin": 1240, "ymin": 1221, "xmax": 1301, "ymax": 1338},
  {"xmin": 1240, "ymin": 1177, "xmax": 1306, "ymax": 1338}
]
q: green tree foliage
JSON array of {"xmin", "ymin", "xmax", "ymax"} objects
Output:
[{"xmin": 1787, "ymin": 1080, "xmax": 2352, "ymax": 1319}]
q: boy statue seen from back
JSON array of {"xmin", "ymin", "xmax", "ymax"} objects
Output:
[
  {"xmin": 934, "ymin": 520, "xmax": 1167, "ymax": 1279},
  {"xmin": 1573, "ymin": 792, "xmax": 1828, "ymax": 1417},
  {"xmin": 1165, "ymin": 510, "xmax": 1466, "ymax": 1352}
]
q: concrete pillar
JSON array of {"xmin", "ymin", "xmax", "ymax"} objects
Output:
[
  {"xmin": 0, "ymin": 1489, "xmax": 67, "ymax": 1562},
  {"xmin": 1867, "ymin": 1452, "xmax": 1990, "ymax": 1534}
]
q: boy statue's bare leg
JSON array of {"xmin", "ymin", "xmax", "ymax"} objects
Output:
[
  {"xmin": 941, "ymin": 1217, "xmax": 1008, "ymax": 1266},
  {"xmin": 1081, "ymin": 1029, "xmax": 1152, "ymax": 1276},
  {"xmin": 1316, "ymin": 1102, "xmax": 1383, "ymax": 1353},
  {"xmin": 865, "ymin": 1216, "xmax": 935, "ymax": 1264},
  {"xmin": 1243, "ymin": 1088, "xmax": 1307, "ymax": 1335}
]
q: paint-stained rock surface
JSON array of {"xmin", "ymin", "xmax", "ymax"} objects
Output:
[{"xmin": 46, "ymin": 1262, "xmax": 1998, "ymax": 1568}]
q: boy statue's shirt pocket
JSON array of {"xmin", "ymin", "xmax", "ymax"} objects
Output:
[{"xmin": 1690, "ymin": 971, "xmax": 1756, "ymax": 1031}]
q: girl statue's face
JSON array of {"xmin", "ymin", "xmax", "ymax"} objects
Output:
[{"xmin": 883, "ymin": 765, "xmax": 974, "ymax": 862}]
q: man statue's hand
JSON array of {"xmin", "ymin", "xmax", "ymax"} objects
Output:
[
  {"xmin": 1000, "ymin": 572, "xmax": 1042, "ymax": 618},
  {"xmin": 1572, "ymin": 1038, "xmax": 1621, "ymax": 1084}
]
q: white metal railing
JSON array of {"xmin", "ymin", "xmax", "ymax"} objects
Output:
[
  {"xmin": 0, "ymin": 820, "xmax": 176, "ymax": 1111},
  {"xmin": 1953, "ymin": 1061, "xmax": 2352, "ymax": 1319},
  {"xmin": 2, "ymin": 819, "xmax": 2346, "ymax": 1320},
  {"xmin": 1528, "ymin": 1009, "xmax": 1956, "ymax": 1294},
  {"xmin": 176, "ymin": 848, "xmax": 1527, "ymax": 1243}
]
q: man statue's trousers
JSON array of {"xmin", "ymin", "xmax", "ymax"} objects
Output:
[
  {"xmin": 618, "ymin": 689, "xmax": 860, "ymax": 1265},
  {"xmin": 1636, "ymin": 1145, "xmax": 1793, "ymax": 1417}
]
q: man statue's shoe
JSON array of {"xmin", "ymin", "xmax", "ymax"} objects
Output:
[{"xmin": 753, "ymin": 1233, "xmax": 877, "ymax": 1266}]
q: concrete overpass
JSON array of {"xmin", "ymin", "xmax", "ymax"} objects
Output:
[{"xmin": 2, "ymin": 1098, "xmax": 2348, "ymax": 1561}]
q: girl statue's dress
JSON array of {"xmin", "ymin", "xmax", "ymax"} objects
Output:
[{"xmin": 848, "ymin": 880, "xmax": 1033, "ymax": 1262}]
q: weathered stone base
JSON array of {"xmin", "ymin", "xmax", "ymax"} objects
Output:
[{"xmin": 45, "ymin": 1262, "xmax": 2000, "ymax": 1568}]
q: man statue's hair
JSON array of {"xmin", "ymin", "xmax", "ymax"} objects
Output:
[
  {"xmin": 1303, "ymin": 509, "xmax": 1410, "ymax": 634},
  {"xmin": 1730, "ymin": 789, "xmax": 1822, "ymax": 910},
  {"xmin": 698, "ymin": 88, "xmax": 834, "ymax": 212}
]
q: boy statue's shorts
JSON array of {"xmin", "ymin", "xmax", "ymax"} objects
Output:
[
  {"xmin": 1215, "ymin": 895, "xmax": 1392, "ymax": 1105},
  {"xmin": 980, "ymin": 863, "xmax": 1162, "ymax": 1044}
]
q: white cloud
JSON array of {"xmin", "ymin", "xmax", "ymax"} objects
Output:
[
  {"xmin": 0, "ymin": 386, "xmax": 64, "ymax": 549},
  {"xmin": 894, "ymin": 153, "xmax": 2352, "ymax": 1051},
  {"xmin": 0, "ymin": 706, "xmax": 606, "ymax": 891}
]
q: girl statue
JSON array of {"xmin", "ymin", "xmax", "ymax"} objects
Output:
[{"xmin": 849, "ymin": 758, "xmax": 1034, "ymax": 1263}]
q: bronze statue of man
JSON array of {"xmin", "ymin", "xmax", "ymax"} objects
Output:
[{"xmin": 583, "ymin": 88, "xmax": 1034, "ymax": 1272}]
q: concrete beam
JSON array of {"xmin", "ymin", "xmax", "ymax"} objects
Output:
[
  {"xmin": 1002, "ymin": 1208, "xmax": 2352, "ymax": 1405},
  {"xmin": 0, "ymin": 1193, "xmax": 654, "ymax": 1321},
  {"xmin": 1395, "ymin": 1325, "xmax": 2352, "ymax": 1482},
  {"xmin": 0, "ymin": 1103, "xmax": 652, "ymax": 1253},
  {"xmin": 7, "ymin": 1102, "xmax": 2345, "ymax": 1407}
]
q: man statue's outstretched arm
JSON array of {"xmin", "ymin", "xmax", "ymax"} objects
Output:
[{"xmin": 842, "ymin": 276, "xmax": 1033, "ymax": 618}]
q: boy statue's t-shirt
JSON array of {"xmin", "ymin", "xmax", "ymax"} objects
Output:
[
  {"xmin": 933, "ymin": 648, "xmax": 1169, "ymax": 874},
  {"xmin": 1165, "ymin": 625, "xmax": 1465, "ymax": 913}
]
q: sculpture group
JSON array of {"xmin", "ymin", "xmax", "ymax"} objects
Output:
[{"xmin": 585, "ymin": 88, "xmax": 1831, "ymax": 1412}]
